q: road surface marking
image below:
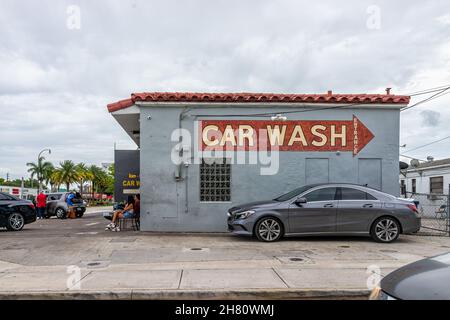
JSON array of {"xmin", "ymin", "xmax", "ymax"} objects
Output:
[{"xmin": 85, "ymin": 222, "xmax": 100, "ymax": 226}]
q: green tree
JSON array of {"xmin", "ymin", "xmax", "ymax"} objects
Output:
[
  {"xmin": 42, "ymin": 163, "xmax": 55, "ymax": 189},
  {"xmin": 75, "ymin": 163, "xmax": 93, "ymax": 195},
  {"xmin": 104, "ymin": 164, "xmax": 115, "ymax": 195},
  {"xmin": 50, "ymin": 170, "xmax": 62, "ymax": 192},
  {"xmin": 1, "ymin": 178, "xmax": 44, "ymax": 189},
  {"xmin": 88, "ymin": 165, "xmax": 105, "ymax": 198},
  {"xmin": 53, "ymin": 160, "xmax": 79, "ymax": 192},
  {"xmin": 26, "ymin": 156, "xmax": 54, "ymax": 191}
]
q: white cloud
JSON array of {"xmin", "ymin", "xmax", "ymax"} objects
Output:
[
  {"xmin": 436, "ymin": 13, "xmax": 450, "ymax": 25},
  {"xmin": 0, "ymin": 0, "xmax": 449, "ymax": 178}
]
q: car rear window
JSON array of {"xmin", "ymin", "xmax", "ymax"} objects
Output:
[
  {"xmin": 0, "ymin": 193, "xmax": 16, "ymax": 201},
  {"xmin": 340, "ymin": 188, "xmax": 377, "ymax": 200},
  {"xmin": 0, "ymin": 193, "xmax": 10, "ymax": 200},
  {"xmin": 48, "ymin": 194, "xmax": 62, "ymax": 201}
]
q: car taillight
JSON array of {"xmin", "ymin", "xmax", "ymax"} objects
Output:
[
  {"xmin": 406, "ymin": 204, "xmax": 418, "ymax": 214},
  {"xmin": 28, "ymin": 203, "xmax": 35, "ymax": 209}
]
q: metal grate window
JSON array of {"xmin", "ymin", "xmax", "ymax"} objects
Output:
[
  {"xmin": 430, "ymin": 176, "xmax": 444, "ymax": 194},
  {"xmin": 400, "ymin": 180, "xmax": 406, "ymax": 196},
  {"xmin": 200, "ymin": 158, "xmax": 231, "ymax": 202}
]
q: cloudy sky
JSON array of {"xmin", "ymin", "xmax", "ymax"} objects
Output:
[{"xmin": 0, "ymin": 0, "xmax": 449, "ymax": 179}]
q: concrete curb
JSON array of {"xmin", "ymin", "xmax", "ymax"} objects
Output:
[{"xmin": 0, "ymin": 289, "xmax": 370, "ymax": 300}]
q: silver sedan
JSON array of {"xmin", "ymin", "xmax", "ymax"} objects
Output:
[{"xmin": 227, "ymin": 183, "xmax": 421, "ymax": 243}]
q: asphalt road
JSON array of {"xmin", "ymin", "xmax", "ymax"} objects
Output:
[{"xmin": 1, "ymin": 208, "xmax": 450, "ymax": 299}]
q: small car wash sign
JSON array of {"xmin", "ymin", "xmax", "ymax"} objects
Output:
[{"xmin": 199, "ymin": 115, "xmax": 374, "ymax": 155}]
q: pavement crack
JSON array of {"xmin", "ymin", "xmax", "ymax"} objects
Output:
[
  {"xmin": 177, "ymin": 270, "xmax": 184, "ymax": 289},
  {"xmin": 272, "ymin": 268, "xmax": 290, "ymax": 289},
  {"xmin": 67, "ymin": 270, "xmax": 92, "ymax": 291}
]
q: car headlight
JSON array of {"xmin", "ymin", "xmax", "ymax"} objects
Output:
[
  {"xmin": 369, "ymin": 286, "xmax": 397, "ymax": 300},
  {"xmin": 234, "ymin": 210, "xmax": 255, "ymax": 220}
]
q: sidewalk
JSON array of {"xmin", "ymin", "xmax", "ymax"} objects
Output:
[
  {"xmin": 85, "ymin": 206, "xmax": 113, "ymax": 214},
  {"xmin": 1, "ymin": 212, "xmax": 450, "ymax": 299},
  {"xmin": 0, "ymin": 260, "xmax": 384, "ymax": 300}
]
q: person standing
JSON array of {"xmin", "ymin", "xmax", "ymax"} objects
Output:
[
  {"xmin": 66, "ymin": 192, "xmax": 76, "ymax": 219},
  {"xmin": 36, "ymin": 191, "xmax": 47, "ymax": 220}
]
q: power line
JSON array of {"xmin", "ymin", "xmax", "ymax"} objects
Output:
[
  {"xmin": 400, "ymin": 154, "xmax": 427, "ymax": 162},
  {"xmin": 408, "ymin": 84, "xmax": 450, "ymax": 96},
  {"xmin": 192, "ymin": 101, "xmax": 371, "ymax": 118},
  {"xmin": 403, "ymin": 134, "xmax": 450, "ymax": 153},
  {"xmin": 401, "ymin": 87, "xmax": 450, "ymax": 111}
]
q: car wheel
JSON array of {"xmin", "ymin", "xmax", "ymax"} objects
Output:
[
  {"xmin": 255, "ymin": 217, "xmax": 284, "ymax": 242},
  {"xmin": 371, "ymin": 217, "xmax": 400, "ymax": 243},
  {"xmin": 55, "ymin": 208, "xmax": 67, "ymax": 219},
  {"xmin": 6, "ymin": 213, "xmax": 25, "ymax": 231}
]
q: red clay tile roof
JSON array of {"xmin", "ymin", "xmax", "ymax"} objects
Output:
[{"xmin": 107, "ymin": 92, "xmax": 410, "ymax": 113}]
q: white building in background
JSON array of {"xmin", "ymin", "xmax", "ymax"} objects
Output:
[
  {"xmin": 399, "ymin": 158, "xmax": 450, "ymax": 196},
  {"xmin": 0, "ymin": 185, "xmax": 38, "ymax": 200}
]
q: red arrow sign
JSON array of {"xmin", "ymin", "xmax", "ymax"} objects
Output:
[
  {"xmin": 351, "ymin": 115, "xmax": 375, "ymax": 156},
  {"xmin": 199, "ymin": 115, "xmax": 374, "ymax": 156}
]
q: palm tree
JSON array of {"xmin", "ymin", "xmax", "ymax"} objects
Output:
[
  {"xmin": 43, "ymin": 163, "xmax": 55, "ymax": 190},
  {"xmin": 27, "ymin": 156, "xmax": 54, "ymax": 191},
  {"xmin": 50, "ymin": 170, "xmax": 63, "ymax": 192},
  {"xmin": 88, "ymin": 165, "xmax": 107, "ymax": 199},
  {"xmin": 75, "ymin": 163, "xmax": 93, "ymax": 196},
  {"xmin": 54, "ymin": 160, "xmax": 79, "ymax": 192}
]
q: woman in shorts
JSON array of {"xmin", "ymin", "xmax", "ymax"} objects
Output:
[{"xmin": 106, "ymin": 195, "xmax": 135, "ymax": 232}]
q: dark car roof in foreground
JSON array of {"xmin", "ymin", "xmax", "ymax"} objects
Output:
[
  {"xmin": 381, "ymin": 252, "xmax": 450, "ymax": 299},
  {"xmin": 0, "ymin": 192, "xmax": 31, "ymax": 203}
]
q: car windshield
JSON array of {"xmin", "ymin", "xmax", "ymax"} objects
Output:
[{"xmin": 274, "ymin": 185, "xmax": 315, "ymax": 202}]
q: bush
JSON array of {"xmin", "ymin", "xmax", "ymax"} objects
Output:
[{"xmin": 88, "ymin": 199, "xmax": 113, "ymax": 207}]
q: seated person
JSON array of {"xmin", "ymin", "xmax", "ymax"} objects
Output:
[
  {"xmin": 105, "ymin": 195, "xmax": 135, "ymax": 231},
  {"xmin": 134, "ymin": 194, "xmax": 140, "ymax": 217}
]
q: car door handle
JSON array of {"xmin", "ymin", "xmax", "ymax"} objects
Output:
[
  {"xmin": 363, "ymin": 204, "xmax": 374, "ymax": 208},
  {"xmin": 323, "ymin": 203, "xmax": 334, "ymax": 208}
]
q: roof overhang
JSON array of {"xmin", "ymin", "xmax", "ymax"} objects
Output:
[{"xmin": 111, "ymin": 105, "xmax": 140, "ymax": 146}]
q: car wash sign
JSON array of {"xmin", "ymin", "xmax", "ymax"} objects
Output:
[{"xmin": 199, "ymin": 115, "xmax": 374, "ymax": 155}]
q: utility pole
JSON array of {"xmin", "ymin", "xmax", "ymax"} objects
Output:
[
  {"xmin": 6, "ymin": 172, "xmax": 9, "ymax": 181},
  {"xmin": 37, "ymin": 148, "xmax": 51, "ymax": 193},
  {"xmin": 20, "ymin": 177, "xmax": 24, "ymax": 199}
]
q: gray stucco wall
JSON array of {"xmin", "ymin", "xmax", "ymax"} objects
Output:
[{"xmin": 139, "ymin": 105, "xmax": 400, "ymax": 232}]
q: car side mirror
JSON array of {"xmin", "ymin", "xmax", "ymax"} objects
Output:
[{"xmin": 295, "ymin": 197, "xmax": 307, "ymax": 206}]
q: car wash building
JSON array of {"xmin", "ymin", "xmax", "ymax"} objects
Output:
[{"xmin": 107, "ymin": 91, "xmax": 410, "ymax": 232}]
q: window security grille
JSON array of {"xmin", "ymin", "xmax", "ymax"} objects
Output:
[
  {"xmin": 200, "ymin": 159, "xmax": 231, "ymax": 202},
  {"xmin": 430, "ymin": 176, "xmax": 444, "ymax": 194}
]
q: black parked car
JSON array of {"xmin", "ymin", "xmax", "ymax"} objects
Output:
[
  {"xmin": 0, "ymin": 192, "xmax": 36, "ymax": 231},
  {"xmin": 370, "ymin": 252, "xmax": 450, "ymax": 300}
]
